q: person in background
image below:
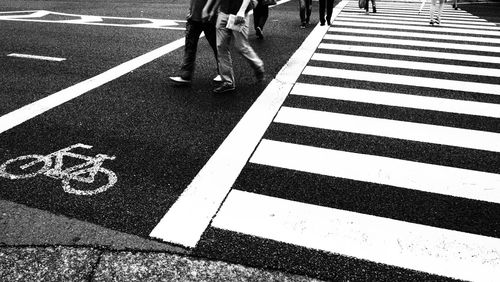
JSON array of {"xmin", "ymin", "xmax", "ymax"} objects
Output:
[
  {"xmin": 203, "ymin": 0, "xmax": 265, "ymax": 94},
  {"xmin": 429, "ymin": 0, "xmax": 445, "ymax": 25},
  {"xmin": 319, "ymin": 0, "xmax": 334, "ymax": 26},
  {"xmin": 169, "ymin": 0, "xmax": 221, "ymax": 85},
  {"xmin": 253, "ymin": 0, "xmax": 269, "ymax": 39},
  {"xmin": 299, "ymin": 0, "xmax": 312, "ymax": 28},
  {"xmin": 364, "ymin": 0, "xmax": 376, "ymax": 14}
]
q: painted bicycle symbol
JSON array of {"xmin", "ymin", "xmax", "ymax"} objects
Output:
[{"xmin": 0, "ymin": 144, "xmax": 117, "ymax": 196}]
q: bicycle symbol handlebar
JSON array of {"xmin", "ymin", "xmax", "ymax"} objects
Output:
[{"xmin": 0, "ymin": 143, "xmax": 117, "ymax": 196}]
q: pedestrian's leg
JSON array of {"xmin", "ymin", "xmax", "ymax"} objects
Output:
[
  {"xmin": 233, "ymin": 17, "xmax": 264, "ymax": 81},
  {"xmin": 299, "ymin": 0, "xmax": 307, "ymax": 27},
  {"xmin": 319, "ymin": 0, "xmax": 326, "ymax": 25},
  {"xmin": 307, "ymin": 0, "xmax": 312, "ymax": 23},
  {"xmin": 429, "ymin": 0, "xmax": 436, "ymax": 24},
  {"xmin": 216, "ymin": 13, "xmax": 235, "ymax": 86},
  {"xmin": 202, "ymin": 21, "xmax": 220, "ymax": 77},
  {"xmin": 259, "ymin": 5, "xmax": 269, "ymax": 30},
  {"xmin": 365, "ymin": 0, "xmax": 369, "ymax": 13},
  {"xmin": 326, "ymin": 0, "xmax": 334, "ymax": 25},
  {"xmin": 372, "ymin": 0, "xmax": 377, "ymax": 13},
  {"xmin": 436, "ymin": 0, "xmax": 445, "ymax": 23},
  {"xmin": 180, "ymin": 20, "xmax": 203, "ymax": 80}
]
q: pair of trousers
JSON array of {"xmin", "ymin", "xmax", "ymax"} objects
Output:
[
  {"xmin": 319, "ymin": 0, "xmax": 334, "ymax": 24},
  {"xmin": 364, "ymin": 0, "xmax": 376, "ymax": 11},
  {"xmin": 181, "ymin": 19, "xmax": 218, "ymax": 80},
  {"xmin": 216, "ymin": 12, "xmax": 264, "ymax": 86},
  {"xmin": 253, "ymin": 3, "xmax": 269, "ymax": 31},
  {"xmin": 299, "ymin": 0, "xmax": 312, "ymax": 24}
]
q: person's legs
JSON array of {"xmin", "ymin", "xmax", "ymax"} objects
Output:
[
  {"xmin": 202, "ymin": 21, "xmax": 220, "ymax": 76},
  {"xmin": 436, "ymin": 0, "xmax": 445, "ymax": 23},
  {"xmin": 299, "ymin": 0, "xmax": 307, "ymax": 26},
  {"xmin": 319, "ymin": 0, "xmax": 326, "ymax": 25},
  {"xmin": 429, "ymin": 0, "xmax": 437, "ymax": 24},
  {"xmin": 233, "ymin": 15, "xmax": 264, "ymax": 79},
  {"xmin": 371, "ymin": 0, "xmax": 377, "ymax": 13},
  {"xmin": 215, "ymin": 13, "xmax": 235, "ymax": 86},
  {"xmin": 326, "ymin": 0, "xmax": 334, "ymax": 24},
  {"xmin": 180, "ymin": 20, "xmax": 203, "ymax": 80},
  {"xmin": 307, "ymin": 0, "xmax": 312, "ymax": 23}
]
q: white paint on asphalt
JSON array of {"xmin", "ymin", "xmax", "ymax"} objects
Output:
[
  {"xmin": 250, "ymin": 139, "xmax": 500, "ymax": 204},
  {"xmin": 7, "ymin": 53, "xmax": 66, "ymax": 62},
  {"xmin": 324, "ymin": 34, "xmax": 500, "ymax": 53},
  {"xmin": 291, "ymin": 83, "xmax": 500, "ymax": 118},
  {"xmin": 318, "ymin": 43, "xmax": 500, "ymax": 65},
  {"xmin": 304, "ymin": 66, "xmax": 500, "ymax": 96},
  {"xmin": 149, "ymin": 0, "xmax": 351, "ymax": 248},
  {"xmin": 275, "ymin": 106, "xmax": 500, "ymax": 152},
  {"xmin": 331, "ymin": 20, "xmax": 500, "ymax": 36},
  {"xmin": 0, "ymin": 37, "xmax": 185, "ymax": 134},
  {"xmin": 336, "ymin": 13, "xmax": 490, "ymax": 24},
  {"xmin": 212, "ymin": 190, "xmax": 500, "ymax": 282},
  {"xmin": 329, "ymin": 27, "xmax": 500, "ymax": 44}
]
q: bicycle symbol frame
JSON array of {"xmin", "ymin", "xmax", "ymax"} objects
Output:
[{"xmin": 0, "ymin": 143, "xmax": 117, "ymax": 196}]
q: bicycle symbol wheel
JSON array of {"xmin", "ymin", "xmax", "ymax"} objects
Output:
[
  {"xmin": 62, "ymin": 168, "xmax": 117, "ymax": 196},
  {"xmin": 0, "ymin": 155, "xmax": 52, "ymax": 180}
]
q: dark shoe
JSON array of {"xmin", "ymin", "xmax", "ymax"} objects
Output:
[
  {"xmin": 434, "ymin": 18, "xmax": 440, "ymax": 25},
  {"xmin": 213, "ymin": 82, "xmax": 235, "ymax": 94},
  {"xmin": 256, "ymin": 27, "xmax": 264, "ymax": 39},
  {"xmin": 320, "ymin": 22, "xmax": 325, "ymax": 26},
  {"xmin": 170, "ymin": 76, "xmax": 191, "ymax": 85},
  {"xmin": 429, "ymin": 20, "xmax": 434, "ymax": 25},
  {"xmin": 373, "ymin": 6, "xmax": 376, "ymax": 13}
]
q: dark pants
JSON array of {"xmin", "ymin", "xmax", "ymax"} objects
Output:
[
  {"xmin": 181, "ymin": 19, "xmax": 219, "ymax": 80},
  {"xmin": 253, "ymin": 3, "xmax": 269, "ymax": 31},
  {"xmin": 299, "ymin": 0, "xmax": 312, "ymax": 24},
  {"xmin": 319, "ymin": 0, "xmax": 334, "ymax": 25},
  {"xmin": 365, "ymin": 0, "xmax": 376, "ymax": 11}
]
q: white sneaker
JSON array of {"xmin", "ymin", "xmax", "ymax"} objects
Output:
[
  {"xmin": 213, "ymin": 75, "xmax": 222, "ymax": 82},
  {"xmin": 169, "ymin": 76, "xmax": 191, "ymax": 84}
]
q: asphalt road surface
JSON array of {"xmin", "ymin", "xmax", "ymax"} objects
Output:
[{"xmin": 1, "ymin": 0, "xmax": 500, "ymax": 281}]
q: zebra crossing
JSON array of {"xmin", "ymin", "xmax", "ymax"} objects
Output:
[{"xmin": 207, "ymin": 0, "xmax": 500, "ymax": 280}]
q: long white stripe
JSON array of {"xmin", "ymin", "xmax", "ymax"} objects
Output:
[
  {"xmin": 334, "ymin": 16, "xmax": 500, "ymax": 30},
  {"xmin": 7, "ymin": 53, "xmax": 66, "ymax": 62},
  {"xmin": 303, "ymin": 66, "xmax": 500, "ymax": 96},
  {"xmin": 213, "ymin": 190, "xmax": 500, "ymax": 282},
  {"xmin": 342, "ymin": 8, "xmax": 477, "ymax": 17},
  {"xmin": 324, "ymin": 34, "xmax": 500, "ymax": 53},
  {"xmin": 291, "ymin": 83, "xmax": 500, "ymax": 118},
  {"xmin": 330, "ymin": 27, "xmax": 500, "ymax": 44},
  {"xmin": 312, "ymin": 53, "xmax": 500, "ymax": 77},
  {"xmin": 275, "ymin": 107, "xmax": 500, "ymax": 152},
  {"xmin": 250, "ymin": 140, "xmax": 500, "ymax": 203},
  {"xmin": 332, "ymin": 20, "xmax": 500, "ymax": 36},
  {"xmin": 147, "ymin": 0, "xmax": 351, "ymax": 247},
  {"xmin": 0, "ymin": 38, "xmax": 185, "ymax": 134},
  {"xmin": 337, "ymin": 13, "xmax": 490, "ymax": 24},
  {"xmin": 318, "ymin": 43, "xmax": 500, "ymax": 65}
]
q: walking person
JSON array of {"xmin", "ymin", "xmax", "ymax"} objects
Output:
[
  {"xmin": 169, "ymin": 0, "xmax": 221, "ymax": 85},
  {"xmin": 203, "ymin": 0, "xmax": 265, "ymax": 94},
  {"xmin": 299, "ymin": 0, "xmax": 312, "ymax": 28},
  {"xmin": 364, "ymin": 0, "xmax": 376, "ymax": 14},
  {"xmin": 429, "ymin": 0, "xmax": 445, "ymax": 25},
  {"xmin": 253, "ymin": 0, "xmax": 269, "ymax": 39},
  {"xmin": 319, "ymin": 0, "xmax": 334, "ymax": 26}
]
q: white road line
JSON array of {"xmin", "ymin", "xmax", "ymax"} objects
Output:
[
  {"xmin": 335, "ymin": 16, "xmax": 499, "ymax": 30},
  {"xmin": 148, "ymin": 0, "xmax": 351, "ymax": 248},
  {"xmin": 332, "ymin": 20, "xmax": 500, "ymax": 36},
  {"xmin": 291, "ymin": 83, "xmax": 500, "ymax": 118},
  {"xmin": 7, "ymin": 53, "xmax": 66, "ymax": 62},
  {"xmin": 337, "ymin": 13, "xmax": 490, "ymax": 24},
  {"xmin": 342, "ymin": 8, "xmax": 477, "ymax": 17},
  {"xmin": 318, "ymin": 43, "xmax": 500, "ymax": 65},
  {"xmin": 0, "ymin": 38, "xmax": 185, "ymax": 134},
  {"xmin": 250, "ymin": 139, "xmax": 500, "ymax": 203},
  {"xmin": 329, "ymin": 27, "xmax": 500, "ymax": 44},
  {"xmin": 324, "ymin": 34, "xmax": 500, "ymax": 53},
  {"xmin": 275, "ymin": 106, "xmax": 500, "ymax": 152},
  {"xmin": 312, "ymin": 53, "xmax": 500, "ymax": 77},
  {"xmin": 303, "ymin": 66, "xmax": 500, "ymax": 96},
  {"xmin": 213, "ymin": 190, "xmax": 500, "ymax": 282}
]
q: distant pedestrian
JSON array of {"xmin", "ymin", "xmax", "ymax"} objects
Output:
[
  {"xmin": 299, "ymin": 0, "xmax": 312, "ymax": 28},
  {"xmin": 319, "ymin": 0, "xmax": 334, "ymax": 26},
  {"xmin": 253, "ymin": 0, "xmax": 270, "ymax": 39},
  {"xmin": 364, "ymin": 0, "xmax": 376, "ymax": 14},
  {"xmin": 169, "ymin": 0, "xmax": 221, "ymax": 85},
  {"xmin": 203, "ymin": 0, "xmax": 265, "ymax": 94},
  {"xmin": 429, "ymin": 0, "xmax": 445, "ymax": 25}
]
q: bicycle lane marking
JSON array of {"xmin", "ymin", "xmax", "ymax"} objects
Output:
[
  {"xmin": 0, "ymin": 37, "xmax": 185, "ymax": 135},
  {"xmin": 149, "ymin": 0, "xmax": 351, "ymax": 248}
]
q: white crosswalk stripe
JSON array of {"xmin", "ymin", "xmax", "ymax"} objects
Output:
[{"xmin": 211, "ymin": 0, "xmax": 500, "ymax": 280}]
